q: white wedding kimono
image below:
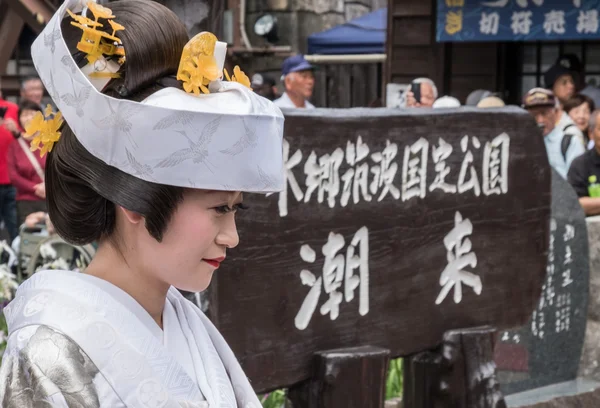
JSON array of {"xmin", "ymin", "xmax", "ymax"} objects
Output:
[{"xmin": 0, "ymin": 270, "xmax": 261, "ymax": 408}]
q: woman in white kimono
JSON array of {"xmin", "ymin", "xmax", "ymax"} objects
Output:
[{"xmin": 0, "ymin": 0, "xmax": 284, "ymax": 407}]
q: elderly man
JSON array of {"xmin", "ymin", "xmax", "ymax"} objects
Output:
[
  {"xmin": 568, "ymin": 109, "xmax": 600, "ymax": 216},
  {"xmin": 405, "ymin": 78, "xmax": 438, "ymax": 108},
  {"xmin": 20, "ymin": 76, "xmax": 44, "ymax": 106},
  {"xmin": 274, "ymin": 55, "xmax": 315, "ymax": 109},
  {"xmin": 523, "ymin": 88, "xmax": 585, "ymax": 179}
]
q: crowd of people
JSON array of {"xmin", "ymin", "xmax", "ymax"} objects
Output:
[
  {"xmin": 396, "ymin": 54, "xmax": 600, "ymax": 218},
  {"xmin": 250, "ymin": 52, "xmax": 600, "ymax": 218},
  {"xmin": 5, "ymin": 51, "xmax": 600, "ymax": 245},
  {"xmin": 0, "ymin": 77, "xmax": 50, "ymax": 244}
]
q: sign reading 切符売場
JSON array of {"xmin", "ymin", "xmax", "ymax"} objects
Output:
[
  {"xmin": 208, "ymin": 107, "xmax": 551, "ymax": 393},
  {"xmin": 437, "ymin": 0, "xmax": 600, "ymax": 42}
]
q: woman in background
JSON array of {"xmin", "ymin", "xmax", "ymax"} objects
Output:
[
  {"xmin": 565, "ymin": 93, "xmax": 596, "ymax": 149},
  {"xmin": 6, "ymin": 99, "xmax": 46, "ymax": 226}
]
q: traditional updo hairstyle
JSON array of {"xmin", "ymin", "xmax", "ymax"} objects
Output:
[{"xmin": 46, "ymin": 0, "xmax": 189, "ymax": 246}]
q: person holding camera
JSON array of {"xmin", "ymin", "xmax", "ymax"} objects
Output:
[
  {"xmin": 0, "ymin": 86, "xmax": 19, "ymax": 242},
  {"xmin": 405, "ymin": 77, "xmax": 438, "ymax": 108}
]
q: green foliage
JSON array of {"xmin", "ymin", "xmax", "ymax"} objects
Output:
[
  {"xmin": 386, "ymin": 358, "xmax": 403, "ymax": 400},
  {"xmin": 260, "ymin": 390, "xmax": 287, "ymax": 408}
]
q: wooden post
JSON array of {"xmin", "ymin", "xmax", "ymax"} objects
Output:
[
  {"xmin": 288, "ymin": 345, "xmax": 390, "ymax": 408},
  {"xmin": 0, "ymin": 5, "xmax": 24, "ymax": 75},
  {"xmin": 403, "ymin": 326, "xmax": 507, "ymax": 408}
]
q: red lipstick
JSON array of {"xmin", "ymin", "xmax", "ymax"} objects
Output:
[{"xmin": 203, "ymin": 257, "xmax": 225, "ymax": 268}]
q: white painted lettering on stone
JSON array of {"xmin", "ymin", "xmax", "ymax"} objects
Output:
[
  {"xmin": 430, "ymin": 138, "xmax": 457, "ymax": 194},
  {"xmin": 532, "ymin": 309, "xmax": 545, "ymax": 339},
  {"xmin": 482, "ymin": 132, "xmax": 510, "ymax": 195},
  {"xmin": 370, "ymin": 140, "xmax": 401, "ymax": 201},
  {"xmin": 555, "ymin": 293, "xmax": 571, "ymax": 333},
  {"xmin": 435, "ymin": 211, "xmax": 482, "ymax": 305},
  {"xmin": 402, "ymin": 138, "xmax": 429, "ymax": 201},
  {"xmin": 340, "ymin": 136, "xmax": 372, "ymax": 206},
  {"xmin": 278, "ymin": 139, "xmax": 304, "ymax": 217},
  {"xmin": 304, "ymin": 148, "xmax": 344, "ymax": 208},
  {"xmin": 562, "ymin": 269, "xmax": 573, "ymax": 287},
  {"xmin": 344, "ymin": 226, "xmax": 369, "ymax": 316},
  {"xmin": 295, "ymin": 245, "xmax": 321, "ymax": 331},
  {"xmin": 457, "ymin": 136, "xmax": 481, "ymax": 196},
  {"xmin": 564, "ymin": 245, "xmax": 573, "ymax": 265},
  {"xmin": 564, "ymin": 224, "xmax": 575, "ymax": 241},
  {"xmin": 295, "ymin": 227, "xmax": 370, "ymax": 330},
  {"xmin": 320, "ymin": 232, "xmax": 346, "ymax": 320},
  {"xmin": 276, "ymin": 134, "xmax": 512, "ymax": 216}
]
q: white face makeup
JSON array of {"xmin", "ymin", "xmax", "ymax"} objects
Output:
[{"xmin": 127, "ymin": 190, "xmax": 243, "ymax": 292}]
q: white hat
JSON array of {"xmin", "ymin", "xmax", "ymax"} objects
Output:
[
  {"xmin": 476, "ymin": 96, "xmax": 505, "ymax": 108},
  {"xmin": 30, "ymin": 0, "xmax": 285, "ymax": 193},
  {"xmin": 432, "ymin": 96, "xmax": 461, "ymax": 109}
]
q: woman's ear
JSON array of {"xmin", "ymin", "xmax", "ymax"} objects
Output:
[{"xmin": 119, "ymin": 206, "xmax": 143, "ymax": 225}]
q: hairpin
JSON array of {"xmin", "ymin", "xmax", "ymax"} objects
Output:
[
  {"xmin": 116, "ymin": 84, "xmax": 129, "ymax": 97},
  {"xmin": 26, "ymin": 104, "xmax": 64, "ymax": 157},
  {"xmin": 224, "ymin": 66, "xmax": 251, "ymax": 89},
  {"xmin": 67, "ymin": 1, "xmax": 125, "ymax": 65},
  {"xmin": 177, "ymin": 32, "xmax": 220, "ymax": 95}
]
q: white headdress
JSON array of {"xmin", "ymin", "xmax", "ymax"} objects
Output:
[{"xmin": 29, "ymin": 0, "xmax": 285, "ymax": 193}]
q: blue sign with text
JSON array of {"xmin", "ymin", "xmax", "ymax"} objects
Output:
[{"xmin": 437, "ymin": 0, "xmax": 600, "ymax": 42}]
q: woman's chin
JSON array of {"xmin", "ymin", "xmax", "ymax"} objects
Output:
[{"xmin": 176, "ymin": 270, "xmax": 214, "ymax": 293}]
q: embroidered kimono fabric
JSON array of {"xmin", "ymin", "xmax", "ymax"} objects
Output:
[{"xmin": 0, "ymin": 270, "xmax": 260, "ymax": 408}]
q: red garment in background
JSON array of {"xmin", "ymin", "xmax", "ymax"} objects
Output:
[
  {"xmin": 0, "ymin": 100, "xmax": 19, "ymax": 185},
  {"xmin": 7, "ymin": 138, "xmax": 46, "ymax": 201}
]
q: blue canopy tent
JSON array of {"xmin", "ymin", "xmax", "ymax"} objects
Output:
[{"xmin": 307, "ymin": 8, "xmax": 386, "ymax": 55}]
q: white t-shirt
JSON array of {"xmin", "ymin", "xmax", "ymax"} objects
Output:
[{"xmin": 273, "ymin": 92, "xmax": 315, "ymax": 109}]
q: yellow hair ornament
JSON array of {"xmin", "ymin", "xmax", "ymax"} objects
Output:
[
  {"xmin": 177, "ymin": 32, "xmax": 220, "ymax": 95},
  {"xmin": 67, "ymin": 1, "xmax": 125, "ymax": 64},
  {"xmin": 26, "ymin": 104, "xmax": 63, "ymax": 158},
  {"xmin": 224, "ymin": 66, "xmax": 251, "ymax": 89}
]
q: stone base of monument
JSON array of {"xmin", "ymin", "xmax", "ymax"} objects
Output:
[
  {"xmin": 580, "ymin": 216, "xmax": 600, "ymax": 381},
  {"xmin": 505, "ymin": 378, "xmax": 600, "ymax": 407}
]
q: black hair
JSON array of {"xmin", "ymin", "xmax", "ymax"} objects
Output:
[
  {"xmin": 564, "ymin": 93, "xmax": 595, "ymax": 114},
  {"xmin": 46, "ymin": 0, "xmax": 189, "ymax": 245},
  {"xmin": 20, "ymin": 76, "xmax": 42, "ymax": 90},
  {"xmin": 17, "ymin": 99, "xmax": 43, "ymax": 129}
]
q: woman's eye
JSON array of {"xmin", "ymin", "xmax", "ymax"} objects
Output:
[{"xmin": 213, "ymin": 203, "xmax": 248, "ymax": 214}]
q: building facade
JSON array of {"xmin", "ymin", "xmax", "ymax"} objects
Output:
[{"xmin": 386, "ymin": 0, "xmax": 600, "ymax": 105}]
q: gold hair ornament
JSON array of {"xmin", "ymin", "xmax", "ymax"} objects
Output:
[
  {"xmin": 67, "ymin": 1, "xmax": 125, "ymax": 67},
  {"xmin": 26, "ymin": 105, "xmax": 64, "ymax": 158},
  {"xmin": 224, "ymin": 66, "xmax": 251, "ymax": 89},
  {"xmin": 177, "ymin": 32, "xmax": 220, "ymax": 95},
  {"xmin": 177, "ymin": 32, "xmax": 252, "ymax": 95}
]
